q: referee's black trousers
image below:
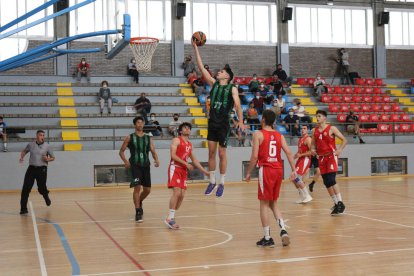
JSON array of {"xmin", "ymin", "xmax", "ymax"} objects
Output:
[{"xmin": 20, "ymin": 166, "xmax": 49, "ymax": 210}]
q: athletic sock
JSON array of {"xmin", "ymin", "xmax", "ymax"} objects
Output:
[
  {"xmin": 301, "ymin": 187, "xmax": 309, "ymax": 197},
  {"xmin": 219, "ymin": 174, "xmax": 225, "ymax": 185},
  {"xmin": 331, "ymin": 195, "xmax": 338, "ymax": 204},
  {"xmin": 278, "ymin": 218, "xmax": 286, "ymax": 231},
  {"xmin": 310, "ymin": 180, "xmax": 315, "ymax": 186},
  {"xmin": 209, "ymin": 171, "xmax": 216, "ymax": 184},
  {"xmin": 263, "ymin": 226, "xmax": 271, "ymax": 240},
  {"xmin": 168, "ymin": 209, "xmax": 176, "ymax": 220},
  {"xmin": 3, "ymin": 142, "xmax": 7, "ymax": 149},
  {"xmin": 336, "ymin": 193, "xmax": 343, "ymax": 202}
]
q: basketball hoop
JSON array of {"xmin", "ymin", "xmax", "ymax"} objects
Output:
[{"xmin": 129, "ymin": 37, "xmax": 159, "ymax": 72}]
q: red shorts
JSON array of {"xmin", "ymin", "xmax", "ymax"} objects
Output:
[
  {"xmin": 318, "ymin": 154, "xmax": 338, "ymax": 175},
  {"xmin": 258, "ymin": 166, "xmax": 283, "ymax": 201},
  {"xmin": 295, "ymin": 156, "xmax": 311, "ymax": 176},
  {"xmin": 168, "ymin": 165, "xmax": 188, "ymax": 190}
]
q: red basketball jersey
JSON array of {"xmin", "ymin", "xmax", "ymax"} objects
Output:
[
  {"xmin": 257, "ymin": 129, "xmax": 283, "ymax": 169},
  {"xmin": 298, "ymin": 134, "xmax": 310, "ymax": 154},
  {"xmin": 170, "ymin": 137, "xmax": 192, "ymax": 169},
  {"xmin": 314, "ymin": 125, "xmax": 336, "ymax": 156}
]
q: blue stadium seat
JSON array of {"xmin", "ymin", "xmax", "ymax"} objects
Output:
[
  {"xmin": 198, "ymin": 94, "xmax": 207, "ymax": 104},
  {"xmin": 241, "ymin": 104, "xmax": 249, "ymax": 113},
  {"xmin": 285, "ymin": 103, "xmax": 294, "ymax": 111},
  {"xmin": 276, "ymin": 125, "xmax": 288, "ymax": 135},
  {"xmin": 245, "ymin": 94, "xmax": 254, "ymax": 103},
  {"xmin": 240, "ymin": 85, "xmax": 249, "ymax": 91},
  {"xmin": 411, "ymin": 87, "xmax": 414, "ymax": 94},
  {"xmin": 280, "ymin": 114, "xmax": 288, "ymax": 120}
]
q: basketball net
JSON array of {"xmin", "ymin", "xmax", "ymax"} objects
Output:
[{"xmin": 129, "ymin": 37, "xmax": 159, "ymax": 72}]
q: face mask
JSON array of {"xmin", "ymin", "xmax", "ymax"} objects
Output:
[
  {"xmin": 289, "ymin": 112, "xmax": 294, "ymax": 116},
  {"xmin": 273, "ymin": 103, "xmax": 278, "ymax": 106},
  {"xmin": 317, "ymin": 77, "xmax": 321, "ymax": 80},
  {"xmin": 174, "ymin": 117, "xmax": 178, "ymax": 121},
  {"xmin": 150, "ymin": 116, "xmax": 155, "ymax": 120},
  {"xmin": 103, "ymin": 84, "xmax": 107, "ymax": 88},
  {"xmin": 132, "ymin": 60, "xmax": 136, "ymax": 64},
  {"xmin": 82, "ymin": 61, "xmax": 85, "ymax": 64},
  {"xmin": 231, "ymin": 114, "xmax": 235, "ymax": 118},
  {"xmin": 256, "ymin": 96, "xmax": 260, "ymax": 99}
]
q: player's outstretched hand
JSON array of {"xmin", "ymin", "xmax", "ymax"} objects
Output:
[
  {"xmin": 154, "ymin": 160, "xmax": 160, "ymax": 167},
  {"xmin": 191, "ymin": 40, "xmax": 198, "ymax": 49},
  {"xmin": 124, "ymin": 160, "xmax": 131, "ymax": 169},
  {"xmin": 237, "ymin": 121, "xmax": 246, "ymax": 132},
  {"xmin": 289, "ymin": 171, "xmax": 297, "ymax": 182}
]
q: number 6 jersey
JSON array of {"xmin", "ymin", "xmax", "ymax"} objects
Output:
[{"xmin": 257, "ymin": 129, "xmax": 283, "ymax": 169}]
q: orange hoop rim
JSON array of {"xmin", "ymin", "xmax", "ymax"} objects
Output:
[{"xmin": 130, "ymin": 37, "xmax": 159, "ymax": 45}]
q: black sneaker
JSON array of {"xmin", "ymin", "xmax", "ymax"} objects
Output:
[
  {"xmin": 256, "ymin": 237, "xmax": 275, "ymax": 248},
  {"xmin": 331, "ymin": 204, "xmax": 339, "ymax": 215},
  {"xmin": 309, "ymin": 181, "xmax": 315, "ymax": 192},
  {"xmin": 43, "ymin": 194, "xmax": 51, "ymax": 206},
  {"xmin": 337, "ymin": 201, "xmax": 346, "ymax": 214},
  {"xmin": 135, "ymin": 208, "xmax": 143, "ymax": 223},
  {"xmin": 20, "ymin": 209, "xmax": 28, "ymax": 215},
  {"xmin": 140, "ymin": 200, "xmax": 143, "ymax": 215},
  {"xmin": 280, "ymin": 230, "xmax": 290, "ymax": 246}
]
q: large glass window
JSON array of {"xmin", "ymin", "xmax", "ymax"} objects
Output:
[
  {"xmin": 289, "ymin": 5, "xmax": 373, "ymax": 45},
  {"xmin": 385, "ymin": 9, "xmax": 414, "ymax": 46}
]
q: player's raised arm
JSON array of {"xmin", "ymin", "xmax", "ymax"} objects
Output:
[
  {"xmin": 245, "ymin": 131, "xmax": 261, "ymax": 181},
  {"xmin": 192, "ymin": 41, "xmax": 215, "ymax": 87}
]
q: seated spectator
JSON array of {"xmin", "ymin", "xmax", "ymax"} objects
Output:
[
  {"xmin": 148, "ymin": 113, "xmax": 163, "ymax": 136},
  {"xmin": 258, "ymin": 83, "xmax": 271, "ymax": 103},
  {"xmin": 235, "ymin": 79, "xmax": 247, "ymax": 105},
  {"xmin": 183, "ymin": 55, "xmax": 195, "ymax": 77},
  {"xmin": 229, "ymin": 110, "xmax": 244, "ymax": 146},
  {"xmin": 282, "ymin": 108, "xmax": 300, "ymax": 136},
  {"xmin": 0, "ymin": 116, "xmax": 8, "ymax": 152},
  {"xmin": 275, "ymin": 94, "xmax": 287, "ymax": 114},
  {"xmin": 77, "ymin": 58, "xmax": 91, "ymax": 83},
  {"xmin": 272, "ymin": 63, "xmax": 293, "ymax": 87},
  {"xmin": 292, "ymin": 101, "xmax": 312, "ymax": 127},
  {"xmin": 98, "ymin": 80, "xmax": 112, "ymax": 115},
  {"xmin": 252, "ymin": 92, "xmax": 265, "ymax": 115},
  {"xmin": 246, "ymin": 102, "xmax": 261, "ymax": 131},
  {"xmin": 345, "ymin": 111, "xmax": 365, "ymax": 144},
  {"xmin": 313, "ymin": 73, "xmax": 326, "ymax": 96},
  {"xmin": 134, "ymin": 93, "xmax": 151, "ymax": 124},
  {"xmin": 187, "ymin": 69, "xmax": 198, "ymax": 85},
  {"xmin": 269, "ymin": 98, "xmax": 281, "ymax": 120},
  {"xmin": 168, "ymin": 113, "xmax": 182, "ymax": 137},
  {"xmin": 269, "ymin": 74, "xmax": 286, "ymax": 97},
  {"xmin": 128, "ymin": 58, "xmax": 139, "ymax": 84},
  {"xmin": 248, "ymin": 74, "xmax": 260, "ymax": 92}
]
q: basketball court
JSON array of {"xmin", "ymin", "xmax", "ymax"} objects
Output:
[{"xmin": 2, "ymin": 176, "xmax": 414, "ymax": 275}]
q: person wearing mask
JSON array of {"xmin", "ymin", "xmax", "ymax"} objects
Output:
[
  {"xmin": 249, "ymin": 74, "xmax": 260, "ymax": 93},
  {"xmin": 247, "ymin": 102, "xmax": 261, "ymax": 131},
  {"xmin": 148, "ymin": 113, "xmax": 163, "ymax": 136},
  {"xmin": 282, "ymin": 108, "xmax": 300, "ymax": 136},
  {"xmin": 134, "ymin": 93, "xmax": 151, "ymax": 124},
  {"xmin": 313, "ymin": 73, "xmax": 326, "ymax": 96},
  {"xmin": 98, "ymin": 80, "xmax": 112, "ymax": 115},
  {"xmin": 252, "ymin": 92, "xmax": 265, "ymax": 115},
  {"xmin": 168, "ymin": 114, "xmax": 182, "ymax": 137},
  {"xmin": 128, "ymin": 58, "xmax": 139, "ymax": 84},
  {"xmin": 77, "ymin": 58, "xmax": 91, "ymax": 83},
  {"xmin": 272, "ymin": 64, "xmax": 293, "ymax": 87},
  {"xmin": 269, "ymin": 74, "xmax": 285, "ymax": 97},
  {"xmin": 275, "ymin": 94, "xmax": 287, "ymax": 114},
  {"xmin": 293, "ymin": 101, "xmax": 312, "ymax": 127}
]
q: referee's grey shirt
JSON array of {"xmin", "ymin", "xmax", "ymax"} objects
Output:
[{"xmin": 24, "ymin": 142, "xmax": 54, "ymax": 167}]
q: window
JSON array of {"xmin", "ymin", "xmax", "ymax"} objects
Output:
[
  {"xmin": 289, "ymin": 5, "xmax": 373, "ymax": 46},
  {"xmin": 371, "ymin": 157, "xmax": 407, "ymax": 176},
  {"xmin": 385, "ymin": 9, "xmax": 414, "ymax": 46}
]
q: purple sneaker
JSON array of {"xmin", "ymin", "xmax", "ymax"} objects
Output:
[
  {"xmin": 216, "ymin": 184, "xmax": 224, "ymax": 198},
  {"xmin": 204, "ymin": 183, "xmax": 216, "ymax": 195}
]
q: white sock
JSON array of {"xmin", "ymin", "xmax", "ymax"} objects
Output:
[
  {"xmin": 331, "ymin": 195, "xmax": 338, "ymax": 204},
  {"xmin": 263, "ymin": 226, "xmax": 271, "ymax": 240},
  {"xmin": 336, "ymin": 193, "xmax": 342, "ymax": 202},
  {"xmin": 278, "ymin": 219, "xmax": 286, "ymax": 230},
  {"xmin": 300, "ymin": 187, "xmax": 309, "ymax": 197},
  {"xmin": 209, "ymin": 171, "xmax": 216, "ymax": 184},
  {"xmin": 219, "ymin": 174, "xmax": 225, "ymax": 185},
  {"xmin": 3, "ymin": 142, "xmax": 7, "ymax": 149},
  {"xmin": 168, "ymin": 209, "xmax": 175, "ymax": 220}
]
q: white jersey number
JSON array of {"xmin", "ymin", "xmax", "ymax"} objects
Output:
[{"xmin": 269, "ymin": 141, "xmax": 277, "ymax": 157}]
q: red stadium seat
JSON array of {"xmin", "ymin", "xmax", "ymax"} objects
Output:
[
  {"xmin": 340, "ymin": 104, "xmax": 349, "ymax": 112},
  {"xmin": 380, "ymin": 114, "xmax": 390, "ymax": 122},
  {"xmin": 329, "ymin": 104, "xmax": 339, "ymax": 112},
  {"xmin": 362, "ymin": 95, "xmax": 372, "ymax": 102},
  {"xmin": 372, "ymin": 95, "xmax": 381, "ymax": 102},
  {"xmin": 372, "ymin": 104, "xmax": 382, "ymax": 112},
  {"xmin": 355, "ymin": 78, "xmax": 364, "ymax": 85},
  {"xmin": 361, "ymin": 104, "xmax": 370, "ymax": 112},
  {"xmin": 373, "ymin": 87, "xmax": 382, "ymax": 94},
  {"xmin": 400, "ymin": 123, "xmax": 410, "ymax": 132},
  {"xmin": 245, "ymin": 77, "xmax": 253, "ymax": 84},
  {"xmin": 390, "ymin": 114, "xmax": 400, "ymax": 122},
  {"xmin": 343, "ymin": 86, "xmax": 352, "ymax": 93},
  {"xmin": 370, "ymin": 114, "xmax": 379, "ymax": 122},
  {"xmin": 393, "ymin": 124, "xmax": 401, "ymax": 132},
  {"xmin": 392, "ymin": 104, "xmax": 402, "ymax": 112},
  {"xmin": 411, "ymin": 79, "xmax": 414, "ymax": 86},
  {"xmin": 378, "ymin": 124, "xmax": 390, "ymax": 132},
  {"xmin": 233, "ymin": 76, "xmax": 243, "ymax": 84},
  {"xmin": 411, "ymin": 122, "xmax": 414, "ymax": 132},
  {"xmin": 321, "ymin": 95, "xmax": 331, "ymax": 103},
  {"xmin": 383, "ymin": 105, "xmax": 392, "ymax": 112},
  {"xmin": 308, "ymin": 78, "xmax": 315, "ymax": 86},
  {"xmin": 401, "ymin": 113, "xmax": 410, "ymax": 121},
  {"xmin": 353, "ymin": 87, "xmax": 362, "ymax": 94},
  {"xmin": 382, "ymin": 95, "xmax": 391, "ymax": 102},
  {"xmin": 365, "ymin": 78, "xmax": 374, "ymax": 86},
  {"xmin": 343, "ymin": 95, "xmax": 352, "ymax": 102},
  {"xmin": 332, "ymin": 95, "xmax": 341, "ymax": 102},
  {"xmin": 364, "ymin": 87, "xmax": 373, "ymax": 94},
  {"xmin": 350, "ymin": 104, "xmax": 360, "ymax": 112},
  {"xmin": 375, "ymin": 78, "xmax": 383, "ymax": 86},
  {"xmin": 257, "ymin": 77, "xmax": 265, "ymax": 83},
  {"xmin": 352, "ymin": 95, "xmax": 362, "ymax": 102},
  {"xmin": 334, "ymin": 86, "xmax": 343, "ymax": 94},
  {"xmin": 265, "ymin": 77, "xmax": 273, "ymax": 85},
  {"xmin": 359, "ymin": 114, "xmax": 369, "ymax": 122},
  {"xmin": 297, "ymin": 78, "xmax": 306, "ymax": 85},
  {"xmin": 337, "ymin": 114, "xmax": 347, "ymax": 122},
  {"xmin": 326, "ymin": 86, "xmax": 332, "ymax": 93}
]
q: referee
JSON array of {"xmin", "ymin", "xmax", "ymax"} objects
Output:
[{"xmin": 19, "ymin": 130, "xmax": 55, "ymax": 215}]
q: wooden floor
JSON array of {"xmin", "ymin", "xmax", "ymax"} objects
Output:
[{"xmin": 2, "ymin": 176, "xmax": 414, "ymax": 276}]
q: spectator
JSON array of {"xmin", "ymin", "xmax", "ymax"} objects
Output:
[
  {"xmin": 187, "ymin": 69, "xmax": 198, "ymax": 85},
  {"xmin": 98, "ymin": 80, "xmax": 112, "ymax": 115},
  {"xmin": 248, "ymin": 74, "xmax": 260, "ymax": 92},
  {"xmin": 77, "ymin": 57, "xmax": 91, "ymax": 83},
  {"xmin": 269, "ymin": 74, "xmax": 286, "ymax": 97},
  {"xmin": 258, "ymin": 83, "xmax": 271, "ymax": 103},
  {"xmin": 292, "ymin": 101, "xmax": 312, "ymax": 127},
  {"xmin": 183, "ymin": 55, "xmax": 195, "ymax": 77},
  {"xmin": 0, "ymin": 116, "xmax": 8, "ymax": 152},
  {"xmin": 275, "ymin": 94, "xmax": 287, "ymax": 114},
  {"xmin": 168, "ymin": 113, "xmax": 182, "ymax": 137},
  {"xmin": 229, "ymin": 110, "xmax": 244, "ymax": 146},
  {"xmin": 246, "ymin": 102, "xmax": 261, "ymax": 131},
  {"xmin": 252, "ymin": 92, "xmax": 265, "ymax": 115},
  {"xmin": 313, "ymin": 73, "xmax": 327, "ymax": 96},
  {"xmin": 345, "ymin": 111, "xmax": 365, "ymax": 144},
  {"xmin": 148, "ymin": 113, "xmax": 163, "ymax": 136},
  {"xmin": 128, "ymin": 58, "xmax": 139, "ymax": 84},
  {"xmin": 338, "ymin": 48, "xmax": 351, "ymax": 85},
  {"xmin": 269, "ymin": 98, "xmax": 281, "ymax": 120},
  {"xmin": 201, "ymin": 64, "xmax": 214, "ymax": 84},
  {"xmin": 282, "ymin": 108, "xmax": 300, "ymax": 136},
  {"xmin": 235, "ymin": 79, "xmax": 247, "ymax": 105},
  {"xmin": 272, "ymin": 63, "xmax": 293, "ymax": 87},
  {"xmin": 134, "ymin": 93, "xmax": 151, "ymax": 124}
]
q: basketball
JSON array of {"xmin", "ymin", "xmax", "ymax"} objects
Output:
[{"xmin": 192, "ymin": 31, "xmax": 207, "ymax": 47}]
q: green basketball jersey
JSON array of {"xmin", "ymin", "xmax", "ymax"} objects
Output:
[
  {"xmin": 209, "ymin": 81, "xmax": 234, "ymax": 125},
  {"xmin": 128, "ymin": 133, "xmax": 151, "ymax": 167}
]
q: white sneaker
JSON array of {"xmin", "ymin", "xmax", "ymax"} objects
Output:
[
  {"xmin": 295, "ymin": 197, "xmax": 304, "ymax": 204},
  {"xmin": 302, "ymin": 195, "xmax": 313, "ymax": 203}
]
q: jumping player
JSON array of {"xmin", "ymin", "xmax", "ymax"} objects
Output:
[
  {"xmin": 192, "ymin": 41, "xmax": 245, "ymax": 198},
  {"xmin": 245, "ymin": 110, "xmax": 296, "ymax": 248},
  {"xmin": 292, "ymin": 125, "xmax": 313, "ymax": 204},
  {"xmin": 164, "ymin": 122, "xmax": 209, "ymax": 229},
  {"xmin": 311, "ymin": 110, "xmax": 347, "ymax": 215},
  {"xmin": 119, "ymin": 116, "xmax": 160, "ymax": 222}
]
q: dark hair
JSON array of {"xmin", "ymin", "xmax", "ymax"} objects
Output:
[
  {"xmin": 81, "ymin": 58, "xmax": 86, "ymax": 61},
  {"xmin": 224, "ymin": 67, "xmax": 234, "ymax": 82},
  {"xmin": 178, "ymin": 122, "xmax": 192, "ymax": 134},
  {"xmin": 173, "ymin": 113, "xmax": 179, "ymax": 117},
  {"xmin": 277, "ymin": 63, "xmax": 282, "ymax": 67},
  {"xmin": 150, "ymin": 113, "xmax": 156, "ymax": 116},
  {"xmin": 133, "ymin": 116, "xmax": 144, "ymax": 125},
  {"xmin": 0, "ymin": 116, "xmax": 3, "ymax": 120},
  {"xmin": 36, "ymin": 130, "xmax": 45, "ymax": 135},
  {"xmin": 316, "ymin": 110, "xmax": 327, "ymax": 117},
  {"xmin": 101, "ymin": 80, "xmax": 108, "ymax": 86},
  {"xmin": 130, "ymin": 58, "xmax": 135, "ymax": 62},
  {"xmin": 262, "ymin": 110, "xmax": 276, "ymax": 126}
]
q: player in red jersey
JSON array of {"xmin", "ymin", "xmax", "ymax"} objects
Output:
[
  {"xmin": 292, "ymin": 125, "xmax": 313, "ymax": 204},
  {"xmin": 164, "ymin": 122, "xmax": 209, "ymax": 229},
  {"xmin": 311, "ymin": 110, "xmax": 347, "ymax": 215},
  {"xmin": 246, "ymin": 110, "xmax": 296, "ymax": 248}
]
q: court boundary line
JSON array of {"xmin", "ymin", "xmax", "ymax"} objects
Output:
[{"xmin": 29, "ymin": 201, "xmax": 47, "ymax": 276}]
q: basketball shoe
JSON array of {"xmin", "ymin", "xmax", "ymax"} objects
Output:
[
  {"xmin": 280, "ymin": 230, "xmax": 290, "ymax": 246},
  {"xmin": 204, "ymin": 183, "xmax": 216, "ymax": 195},
  {"xmin": 216, "ymin": 184, "xmax": 224, "ymax": 197},
  {"xmin": 164, "ymin": 218, "xmax": 180, "ymax": 230},
  {"xmin": 256, "ymin": 237, "xmax": 275, "ymax": 248},
  {"xmin": 336, "ymin": 201, "xmax": 346, "ymax": 214},
  {"xmin": 43, "ymin": 193, "xmax": 51, "ymax": 206},
  {"xmin": 330, "ymin": 204, "xmax": 339, "ymax": 215},
  {"xmin": 135, "ymin": 208, "xmax": 143, "ymax": 223},
  {"xmin": 20, "ymin": 208, "xmax": 28, "ymax": 215}
]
